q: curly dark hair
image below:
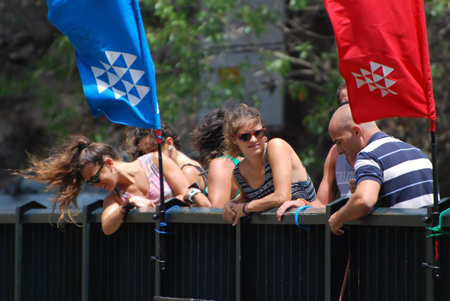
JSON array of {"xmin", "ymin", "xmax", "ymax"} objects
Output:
[
  {"xmin": 125, "ymin": 121, "xmax": 181, "ymax": 160},
  {"xmin": 336, "ymin": 80, "xmax": 348, "ymax": 106},
  {"xmin": 191, "ymin": 107, "xmax": 230, "ymax": 167},
  {"xmin": 13, "ymin": 135, "xmax": 120, "ymax": 227}
]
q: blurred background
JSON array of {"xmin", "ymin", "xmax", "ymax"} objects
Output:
[{"xmin": 1, "ymin": 0, "xmax": 449, "ymax": 197}]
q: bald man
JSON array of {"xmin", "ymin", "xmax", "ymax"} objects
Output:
[{"xmin": 328, "ymin": 106, "xmax": 434, "ymax": 235}]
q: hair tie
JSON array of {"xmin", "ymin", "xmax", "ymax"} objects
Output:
[{"xmin": 78, "ymin": 143, "xmax": 90, "ymax": 151}]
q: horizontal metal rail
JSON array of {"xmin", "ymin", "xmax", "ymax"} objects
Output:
[{"xmin": 0, "ymin": 197, "xmax": 449, "ymax": 301}]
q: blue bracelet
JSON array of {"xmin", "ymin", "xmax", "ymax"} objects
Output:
[
  {"xmin": 295, "ymin": 205, "xmax": 311, "ymax": 230},
  {"xmin": 242, "ymin": 203, "xmax": 249, "ymax": 215}
]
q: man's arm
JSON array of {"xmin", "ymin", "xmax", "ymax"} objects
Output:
[
  {"xmin": 313, "ymin": 145, "xmax": 339, "ymax": 207},
  {"xmin": 328, "ymin": 179, "xmax": 380, "ymax": 235}
]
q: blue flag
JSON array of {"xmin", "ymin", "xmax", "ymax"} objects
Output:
[{"xmin": 46, "ymin": 0, "xmax": 160, "ymax": 129}]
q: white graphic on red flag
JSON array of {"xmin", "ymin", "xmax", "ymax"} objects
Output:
[
  {"xmin": 91, "ymin": 51, "xmax": 150, "ymax": 106},
  {"xmin": 351, "ymin": 62, "xmax": 398, "ymax": 97}
]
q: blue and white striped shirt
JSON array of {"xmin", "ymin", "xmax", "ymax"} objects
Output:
[{"xmin": 355, "ymin": 132, "xmax": 434, "ymax": 208}]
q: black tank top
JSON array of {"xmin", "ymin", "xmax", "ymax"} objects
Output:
[{"xmin": 233, "ymin": 147, "xmax": 316, "ymax": 202}]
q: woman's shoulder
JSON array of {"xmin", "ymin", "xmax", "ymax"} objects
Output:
[
  {"xmin": 209, "ymin": 156, "xmax": 240, "ymax": 170},
  {"xmin": 267, "ymin": 138, "xmax": 291, "ymax": 150}
]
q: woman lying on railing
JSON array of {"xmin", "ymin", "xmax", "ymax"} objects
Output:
[
  {"xmin": 222, "ymin": 104, "xmax": 316, "ymax": 225},
  {"xmin": 14, "ymin": 135, "xmax": 205, "ymax": 235}
]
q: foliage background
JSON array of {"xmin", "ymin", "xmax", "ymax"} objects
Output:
[{"xmin": 0, "ymin": 0, "xmax": 449, "ymax": 197}]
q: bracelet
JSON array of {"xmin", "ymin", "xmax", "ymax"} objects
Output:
[
  {"xmin": 296, "ymin": 198, "xmax": 310, "ymax": 206},
  {"xmin": 242, "ymin": 202, "xmax": 249, "ymax": 215},
  {"xmin": 121, "ymin": 192, "xmax": 134, "ymax": 214}
]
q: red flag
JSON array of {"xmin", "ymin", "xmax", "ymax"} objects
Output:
[{"xmin": 324, "ymin": 0, "xmax": 436, "ymax": 131}]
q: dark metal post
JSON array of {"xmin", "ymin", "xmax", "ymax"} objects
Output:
[
  {"xmin": 81, "ymin": 200, "xmax": 104, "ymax": 301},
  {"xmin": 325, "ymin": 198, "xmax": 349, "ymax": 301},
  {"xmin": 422, "ymin": 130, "xmax": 441, "ymax": 281},
  {"xmin": 14, "ymin": 201, "xmax": 46, "ymax": 301},
  {"xmin": 235, "ymin": 220, "xmax": 242, "ymax": 301},
  {"xmin": 152, "ymin": 129, "xmax": 166, "ymax": 296}
]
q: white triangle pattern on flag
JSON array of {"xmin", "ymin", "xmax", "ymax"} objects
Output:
[
  {"xmin": 352, "ymin": 61, "xmax": 397, "ymax": 98},
  {"xmin": 92, "ymin": 66, "xmax": 106, "ymax": 78},
  {"xmin": 113, "ymin": 66, "xmax": 128, "ymax": 78},
  {"xmin": 112, "ymin": 87, "xmax": 126, "ymax": 99},
  {"xmin": 136, "ymin": 85, "xmax": 150, "ymax": 99},
  {"xmin": 122, "ymin": 53, "xmax": 137, "ymax": 68},
  {"xmin": 128, "ymin": 93, "xmax": 141, "ymax": 106},
  {"xmin": 90, "ymin": 51, "xmax": 151, "ymax": 106},
  {"xmin": 95, "ymin": 78, "xmax": 110, "ymax": 93},
  {"xmin": 122, "ymin": 80, "xmax": 134, "ymax": 93},
  {"xmin": 130, "ymin": 69, "xmax": 145, "ymax": 84},
  {"xmin": 105, "ymin": 51, "xmax": 122, "ymax": 65}
]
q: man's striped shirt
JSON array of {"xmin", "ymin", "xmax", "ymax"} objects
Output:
[{"xmin": 354, "ymin": 132, "xmax": 433, "ymax": 208}]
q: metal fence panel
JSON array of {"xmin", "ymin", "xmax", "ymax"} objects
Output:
[
  {"xmin": 346, "ymin": 226, "xmax": 427, "ymax": 301},
  {"xmin": 89, "ymin": 223, "xmax": 156, "ymax": 301},
  {"xmin": 241, "ymin": 224, "xmax": 326, "ymax": 301},
  {"xmin": 0, "ymin": 224, "xmax": 14, "ymax": 301},
  {"xmin": 163, "ymin": 223, "xmax": 236, "ymax": 301},
  {"xmin": 22, "ymin": 223, "xmax": 82, "ymax": 301}
]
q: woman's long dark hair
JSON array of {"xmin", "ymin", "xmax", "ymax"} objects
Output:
[
  {"xmin": 13, "ymin": 135, "xmax": 120, "ymax": 227},
  {"xmin": 125, "ymin": 122, "xmax": 180, "ymax": 160},
  {"xmin": 191, "ymin": 107, "xmax": 229, "ymax": 167}
]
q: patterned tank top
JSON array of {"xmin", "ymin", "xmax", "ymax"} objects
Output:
[
  {"xmin": 135, "ymin": 153, "xmax": 174, "ymax": 204},
  {"xmin": 233, "ymin": 147, "xmax": 316, "ymax": 202}
]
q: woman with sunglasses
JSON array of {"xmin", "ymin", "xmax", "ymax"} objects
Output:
[
  {"xmin": 125, "ymin": 122, "xmax": 207, "ymax": 194},
  {"xmin": 15, "ymin": 135, "xmax": 193, "ymax": 235},
  {"xmin": 189, "ymin": 107, "xmax": 243, "ymax": 208},
  {"xmin": 222, "ymin": 104, "xmax": 316, "ymax": 225}
]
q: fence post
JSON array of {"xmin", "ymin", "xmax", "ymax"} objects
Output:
[
  {"xmin": 425, "ymin": 197, "xmax": 450, "ymax": 301},
  {"xmin": 325, "ymin": 198, "xmax": 349, "ymax": 301},
  {"xmin": 14, "ymin": 201, "xmax": 46, "ymax": 301},
  {"xmin": 81, "ymin": 200, "xmax": 104, "ymax": 301},
  {"xmin": 235, "ymin": 220, "xmax": 242, "ymax": 301}
]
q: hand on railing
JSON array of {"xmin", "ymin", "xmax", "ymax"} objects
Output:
[{"xmin": 276, "ymin": 199, "xmax": 309, "ymax": 221}]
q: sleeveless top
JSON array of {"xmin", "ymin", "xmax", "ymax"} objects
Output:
[
  {"xmin": 233, "ymin": 147, "xmax": 316, "ymax": 202},
  {"xmin": 335, "ymin": 154, "xmax": 355, "ymax": 198},
  {"xmin": 118, "ymin": 153, "xmax": 175, "ymax": 206},
  {"xmin": 202, "ymin": 155, "xmax": 240, "ymax": 198},
  {"xmin": 180, "ymin": 163, "xmax": 208, "ymax": 192}
]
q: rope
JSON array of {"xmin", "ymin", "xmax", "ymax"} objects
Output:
[
  {"xmin": 425, "ymin": 207, "xmax": 450, "ymax": 238},
  {"xmin": 295, "ymin": 205, "xmax": 311, "ymax": 230}
]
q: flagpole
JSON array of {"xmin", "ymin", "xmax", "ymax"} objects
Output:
[
  {"xmin": 422, "ymin": 119, "xmax": 441, "ymax": 280},
  {"xmin": 430, "ymin": 123, "xmax": 441, "ymax": 280},
  {"xmin": 156, "ymin": 129, "xmax": 166, "ymax": 263}
]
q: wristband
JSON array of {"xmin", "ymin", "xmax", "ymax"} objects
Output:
[
  {"xmin": 296, "ymin": 198, "xmax": 310, "ymax": 206},
  {"xmin": 188, "ymin": 188, "xmax": 201, "ymax": 204},
  {"xmin": 121, "ymin": 192, "xmax": 134, "ymax": 214},
  {"xmin": 242, "ymin": 202, "xmax": 249, "ymax": 215}
]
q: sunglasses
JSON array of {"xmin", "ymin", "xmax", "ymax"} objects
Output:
[
  {"xmin": 233, "ymin": 128, "xmax": 266, "ymax": 142},
  {"xmin": 85, "ymin": 162, "xmax": 105, "ymax": 186}
]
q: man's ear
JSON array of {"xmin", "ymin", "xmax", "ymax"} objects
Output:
[{"xmin": 352, "ymin": 125, "xmax": 361, "ymax": 136}]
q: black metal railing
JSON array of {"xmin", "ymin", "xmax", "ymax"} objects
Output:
[{"xmin": 1, "ymin": 198, "xmax": 449, "ymax": 301}]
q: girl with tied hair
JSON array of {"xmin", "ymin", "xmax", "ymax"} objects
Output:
[
  {"xmin": 125, "ymin": 121, "xmax": 207, "ymax": 192},
  {"xmin": 222, "ymin": 104, "xmax": 316, "ymax": 225},
  {"xmin": 189, "ymin": 107, "xmax": 242, "ymax": 208},
  {"xmin": 16, "ymin": 135, "xmax": 191, "ymax": 235}
]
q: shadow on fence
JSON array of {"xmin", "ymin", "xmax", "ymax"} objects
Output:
[{"xmin": 0, "ymin": 197, "xmax": 449, "ymax": 301}]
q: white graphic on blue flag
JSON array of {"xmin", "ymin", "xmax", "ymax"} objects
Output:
[{"xmin": 91, "ymin": 51, "xmax": 150, "ymax": 106}]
